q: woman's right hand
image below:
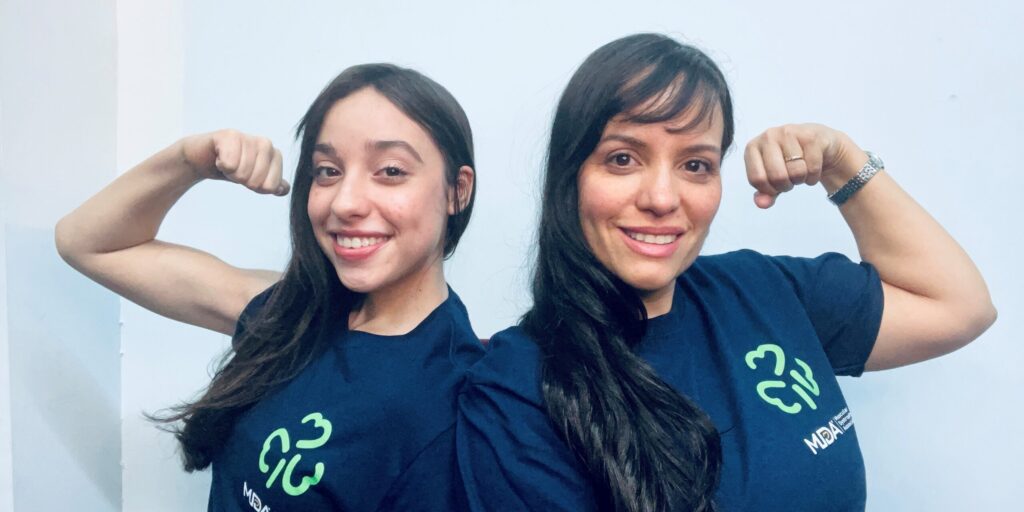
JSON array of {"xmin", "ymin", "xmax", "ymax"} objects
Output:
[
  {"xmin": 56, "ymin": 129, "xmax": 285, "ymax": 335},
  {"xmin": 181, "ymin": 129, "xmax": 290, "ymax": 196}
]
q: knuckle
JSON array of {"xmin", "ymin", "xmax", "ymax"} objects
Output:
[
  {"xmin": 754, "ymin": 180, "xmax": 775, "ymax": 194},
  {"xmin": 768, "ymin": 174, "xmax": 790, "ymax": 189},
  {"xmin": 788, "ymin": 165, "xmax": 807, "ymax": 178},
  {"xmin": 222, "ymin": 129, "xmax": 241, "ymax": 142}
]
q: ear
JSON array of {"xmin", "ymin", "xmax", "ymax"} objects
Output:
[{"xmin": 447, "ymin": 165, "xmax": 474, "ymax": 215}]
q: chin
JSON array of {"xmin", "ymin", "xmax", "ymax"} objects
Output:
[
  {"xmin": 620, "ymin": 272, "xmax": 677, "ymax": 295},
  {"xmin": 334, "ymin": 270, "xmax": 381, "ymax": 294}
]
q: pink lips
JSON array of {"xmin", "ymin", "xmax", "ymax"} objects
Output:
[
  {"xmin": 331, "ymin": 231, "xmax": 391, "ymax": 262},
  {"xmin": 618, "ymin": 227, "xmax": 684, "ymax": 258}
]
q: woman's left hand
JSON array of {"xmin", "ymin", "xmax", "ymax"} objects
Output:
[
  {"xmin": 744, "ymin": 123, "xmax": 996, "ymax": 371},
  {"xmin": 744, "ymin": 123, "xmax": 867, "ymax": 208}
]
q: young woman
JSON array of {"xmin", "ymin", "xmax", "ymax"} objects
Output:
[
  {"xmin": 56, "ymin": 64, "xmax": 483, "ymax": 511},
  {"xmin": 457, "ymin": 34, "xmax": 996, "ymax": 511}
]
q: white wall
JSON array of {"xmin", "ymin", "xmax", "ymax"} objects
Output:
[
  {"xmin": 1, "ymin": 0, "xmax": 122, "ymax": 510},
  {"xmin": 3, "ymin": 0, "xmax": 1021, "ymax": 510},
  {"xmin": 113, "ymin": 2, "xmax": 219, "ymax": 511},
  {"xmin": 0, "ymin": 173, "xmax": 11, "ymax": 512}
]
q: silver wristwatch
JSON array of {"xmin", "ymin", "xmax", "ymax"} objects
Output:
[{"xmin": 827, "ymin": 151, "xmax": 883, "ymax": 206}]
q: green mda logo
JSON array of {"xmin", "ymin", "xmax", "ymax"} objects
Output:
[
  {"xmin": 258, "ymin": 412, "xmax": 333, "ymax": 497},
  {"xmin": 744, "ymin": 343, "xmax": 821, "ymax": 415}
]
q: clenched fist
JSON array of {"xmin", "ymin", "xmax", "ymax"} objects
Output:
[
  {"xmin": 744, "ymin": 124, "xmax": 869, "ymax": 208},
  {"xmin": 181, "ymin": 129, "xmax": 290, "ymax": 196}
]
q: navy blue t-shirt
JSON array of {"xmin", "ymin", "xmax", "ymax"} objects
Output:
[
  {"xmin": 458, "ymin": 250, "xmax": 884, "ymax": 511},
  {"xmin": 209, "ymin": 286, "xmax": 485, "ymax": 512}
]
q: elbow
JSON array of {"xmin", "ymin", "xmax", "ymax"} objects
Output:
[
  {"xmin": 972, "ymin": 300, "xmax": 998, "ymax": 337},
  {"xmin": 968, "ymin": 282, "xmax": 998, "ymax": 337},
  {"xmin": 953, "ymin": 296, "xmax": 997, "ymax": 348},
  {"xmin": 54, "ymin": 216, "xmax": 82, "ymax": 267}
]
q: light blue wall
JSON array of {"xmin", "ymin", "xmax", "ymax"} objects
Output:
[
  {"xmin": 158, "ymin": 1, "xmax": 1022, "ymax": 509},
  {"xmin": 6, "ymin": 0, "xmax": 1017, "ymax": 510},
  {"xmin": 1, "ymin": 1, "xmax": 122, "ymax": 510},
  {"xmin": 6, "ymin": 227, "xmax": 121, "ymax": 511}
]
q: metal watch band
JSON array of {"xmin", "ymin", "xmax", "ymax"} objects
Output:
[{"xmin": 828, "ymin": 151, "xmax": 883, "ymax": 206}]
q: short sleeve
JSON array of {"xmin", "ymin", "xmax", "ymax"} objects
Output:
[
  {"xmin": 456, "ymin": 330, "xmax": 596, "ymax": 512},
  {"xmin": 231, "ymin": 283, "xmax": 277, "ymax": 347},
  {"xmin": 768, "ymin": 252, "xmax": 884, "ymax": 376}
]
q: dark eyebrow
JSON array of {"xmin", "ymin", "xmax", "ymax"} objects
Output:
[
  {"xmin": 313, "ymin": 142, "xmax": 337, "ymax": 157},
  {"xmin": 314, "ymin": 140, "xmax": 424, "ymax": 164},
  {"xmin": 599, "ymin": 135, "xmax": 720, "ymax": 155},
  {"xmin": 368, "ymin": 140, "xmax": 423, "ymax": 164},
  {"xmin": 684, "ymin": 143, "xmax": 722, "ymax": 155},
  {"xmin": 599, "ymin": 134, "xmax": 648, "ymax": 149}
]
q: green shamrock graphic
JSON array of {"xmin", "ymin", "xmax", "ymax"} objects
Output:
[
  {"xmin": 744, "ymin": 343, "xmax": 820, "ymax": 415},
  {"xmin": 258, "ymin": 412, "xmax": 333, "ymax": 496}
]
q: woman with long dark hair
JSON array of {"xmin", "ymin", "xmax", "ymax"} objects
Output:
[
  {"xmin": 56, "ymin": 64, "xmax": 483, "ymax": 510},
  {"xmin": 457, "ymin": 33, "xmax": 995, "ymax": 511}
]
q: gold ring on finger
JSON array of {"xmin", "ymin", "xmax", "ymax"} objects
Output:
[{"xmin": 784, "ymin": 155, "xmax": 805, "ymax": 163}]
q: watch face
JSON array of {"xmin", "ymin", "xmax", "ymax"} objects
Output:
[{"xmin": 867, "ymin": 151, "xmax": 884, "ymax": 169}]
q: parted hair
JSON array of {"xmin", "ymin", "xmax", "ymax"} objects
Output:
[
  {"xmin": 522, "ymin": 33, "xmax": 735, "ymax": 512},
  {"xmin": 153, "ymin": 63, "xmax": 476, "ymax": 471}
]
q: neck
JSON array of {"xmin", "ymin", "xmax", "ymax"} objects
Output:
[
  {"xmin": 639, "ymin": 283, "xmax": 675, "ymax": 319},
  {"xmin": 348, "ymin": 257, "xmax": 449, "ymax": 336}
]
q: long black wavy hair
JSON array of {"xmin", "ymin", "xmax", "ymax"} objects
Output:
[
  {"xmin": 521, "ymin": 34, "xmax": 734, "ymax": 511},
  {"xmin": 155, "ymin": 64, "xmax": 476, "ymax": 471}
]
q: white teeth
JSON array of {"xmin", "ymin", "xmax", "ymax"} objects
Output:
[
  {"xmin": 335, "ymin": 235, "xmax": 387, "ymax": 248},
  {"xmin": 627, "ymin": 232, "xmax": 678, "ymax": 245}
]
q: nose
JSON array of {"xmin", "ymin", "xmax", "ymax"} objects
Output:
[
  {"xmin": 636, "ymin": 164, "xmax": 680, "ymax": 217},
  {"xmin": 329, "ymin": 171, "xmax": 372, "ymax": 221}
]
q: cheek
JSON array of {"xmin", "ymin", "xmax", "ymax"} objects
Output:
[
  {"xmin": 687, "ymin": 183, "xmax": 722, "ymax": 226},
  {"xmin": 578, "ymin": 170, "xmax": 626, "ymax": 232},
  {"xmin": 384, "ymin": 182, "xmax": 449, "ymax": 236},
  {"xmin": 306, "ymin": 188, "xmax": 329, "ymax": 225}
]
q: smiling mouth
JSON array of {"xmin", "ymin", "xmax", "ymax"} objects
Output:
[
  {"xmin": 334, "ymin": 234, "xmax": 390, "ymax": 249},
  {"xmin": 622, "ymin": 230, "xmax": 681, "ymax": 245}
]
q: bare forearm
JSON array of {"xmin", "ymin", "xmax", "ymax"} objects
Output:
[
  {"xmin": 826, "ymin": 159, "xmax": 993, "ymax": 315},
  {"xmin": 53, "ymin": 130, "xmax": 286, "ymax": 334},
  {"xmin": 55, "ymin": 140, "xmax": 201, "ymax": 260},
  {"xmin": 746, "ymin": 124, "xmax": 995, "ymax": 368}
]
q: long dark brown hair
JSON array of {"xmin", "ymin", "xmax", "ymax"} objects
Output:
[
  {"xmin": 522, "ymin": 34, "xmax": 734, "ymax": 511},
  {"xmin": 154, "ymin": 64, "xmax": 476, "ymax": 471}
]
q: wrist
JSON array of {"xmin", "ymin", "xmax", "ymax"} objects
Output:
[
  {"xmin": 821, "ymin": 148, "xmax": 870, "ymax": 194},
  {"xmin": 176, "ymin": 135, "xmax": 216, "ymax": 182},
  {"xmin": 826, "ymin": 151, "xmax": 884, "ymax": 206}
]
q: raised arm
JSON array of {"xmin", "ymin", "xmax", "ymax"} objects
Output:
[
  {"xmin": 744, "ymin": 123, "xmax": 996, "ymax": 370},
  {"xmin": 55, "ymin": 130, "xmax": 290, "ymax": 335}
]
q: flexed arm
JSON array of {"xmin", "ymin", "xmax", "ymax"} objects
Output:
[
  {"xmin": 55, "ymin": 130, "xmax": 290, "ymax": 335},
  {"xmin": 744, "ymin": 124, "xmax": 996, "ymax": 370}
]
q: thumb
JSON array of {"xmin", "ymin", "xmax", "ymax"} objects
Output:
[{"xmin": 754, "ymin": 191, "xmax": 777, "ymax": 209}]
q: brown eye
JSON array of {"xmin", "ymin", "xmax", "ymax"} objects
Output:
[
  {"xmin": 684, "ymin": 160, "xmax": 711, "ymax": 173},
  {"xmin": 377, "ymin": 166, "xmax": 408, "ymax": 181},
  {"xmin": 313, "ymin": 166, "xmax": 341, "ymax": 184},
  {"xmin": 382, "ymin": 166, "xmax": 406, "ymax": 178},
  {"xmin": 611, "ymin": 153, "xmax": 633, "ymax": 166},
  {"xmin": 315, "ymin": 166, "xmax": 338, "ymax": 177}
]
